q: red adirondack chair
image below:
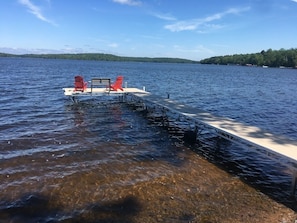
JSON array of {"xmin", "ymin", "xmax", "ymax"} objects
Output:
[
  {"xmin": 110, "ymin": 76, "xmax": 124, "ymax": 91},
  {"xmin": 74, "ymin": 75, "xmax": 87, "ymax": 92}
]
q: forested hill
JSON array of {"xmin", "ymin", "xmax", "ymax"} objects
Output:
[
  {"xmin": 0, "ymin": 52, "xmax": 197, "ymax": 64},
  {"xmin": 200, "ymin": 48, "xmax": 297, "ymax": 68}
]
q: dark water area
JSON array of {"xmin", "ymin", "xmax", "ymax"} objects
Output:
[{"xmin": 0, "ymin": 58, "xmax": 297, "ymax": 222}]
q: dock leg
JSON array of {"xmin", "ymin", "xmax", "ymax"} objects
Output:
[
  {"xmin": 291, "ymin": 171, "xmax": 297, "ymax": 197},
  {"xmin": 71, "ymin": 96, "xmax": 78, "ymax": 103}
]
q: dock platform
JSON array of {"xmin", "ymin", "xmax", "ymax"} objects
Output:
[
  {"xmin": 63, "ymin": 87, "xmax": 147, "ymax": 96},
  {"xmin": 63, "ymin": 86, "xmax": 297, "ymax": 194}
]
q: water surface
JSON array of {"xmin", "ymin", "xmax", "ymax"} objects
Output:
[{"xmin": 0, "ymin": 58, "xmax": 297, "ymax": 222}]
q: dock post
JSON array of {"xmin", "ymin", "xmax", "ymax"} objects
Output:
[{"xmin": 291, "ymin": 171, "xmax": 297, "ymax": 196}]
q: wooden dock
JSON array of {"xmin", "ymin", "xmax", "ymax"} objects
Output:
[{"xmin": 63, "ymin": 87, "xmax": 297, "ymax": 194}]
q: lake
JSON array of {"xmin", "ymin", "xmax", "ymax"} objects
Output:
[{"xmin": 0, "ymin": 57, "xmax": 296, "ymax": 222}]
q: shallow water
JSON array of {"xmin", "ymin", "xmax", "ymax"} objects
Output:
[{"xmin": 0, "ymin": 58, "xmax": 297, "ymax": 222}]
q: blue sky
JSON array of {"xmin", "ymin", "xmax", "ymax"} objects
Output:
[{"xmin": 1, "ymin": 0, "xmax": 297, "ymax": 60}]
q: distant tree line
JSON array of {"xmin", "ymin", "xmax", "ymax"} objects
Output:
[
  {"xmin": 200, "ymin": 48, "xmax": 297, "ymax": 68},
  {"xmin": 0, "ymin": 52, "xmax": 197, "ymax": 64},
  {"xmin": 2, "ymin": 49, "xmax": 297, "ymax": 67}
]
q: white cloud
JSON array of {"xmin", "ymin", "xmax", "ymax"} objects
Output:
[
  {"xmin": 165, "ymin": 7, "xmax": 250, "ymax": 32},
  {"xmin": 292, "ymin": 0, "xmax": 297, "ymax": 2},
  {"xmin": 112, "ymin": 0, "xmax": 141, "ymax": 6},
  {"xmin": 18, "ymin": 0, "xmax": 56, "ymax": 25},
  {"xmin": 151, "ymin": 12, "xmax": 176, "ymax": 21}
]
